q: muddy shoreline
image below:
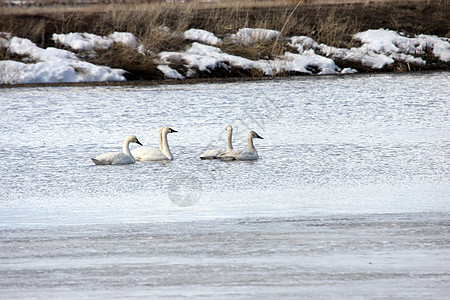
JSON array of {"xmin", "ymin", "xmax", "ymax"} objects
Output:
[{"xmin": 0, "ymin": 70, "xmax": 447, "ymax": 89}]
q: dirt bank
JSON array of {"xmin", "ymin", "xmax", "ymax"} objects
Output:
[{"xmin": 1, "ymin": 0, "xmax": 449, "ymax": 84}]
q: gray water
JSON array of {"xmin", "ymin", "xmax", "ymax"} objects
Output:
[{"xmin": 0, "ymin": 72, "xmax": 449, "ymax": 298}]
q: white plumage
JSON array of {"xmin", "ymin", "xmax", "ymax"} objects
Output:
[
  {"xmin": 91, "ymin": 135, "xmax": 142, "ymax": 165},
  {"xmin": 131, "ymin": 127, "xmax": 177, "ymax": 161},
  {"xmin": 199, "ymin": 125, "xmax": 233, "ymax": 159},
  {"xmin": 218, "ymin": 131, "xmax": 263, "ymax": 161}
]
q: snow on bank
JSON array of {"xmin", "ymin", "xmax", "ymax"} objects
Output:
[
  {"xmin": 1, "ymin": 28, "xmax": 449, "ymax": 84},
  {"xmin": 274, "ymin": 51, "xmax": 346, "ymax": 75},
  {"xmin": 356, "ymin": 29, "xmax": 450, "ymax": 62},
  {"xmin": 158, "ymin": 42, "xmax": 274, "ymax": 78},
  {"xmin": 158, "ymin": 28, "xmax": 449, "ymax": 78},
  {"xmin": 183, "ymin": 29, "xmax": 222, "ymax": 46},
  {"xmin": 0, "ymin": 35, "xmax": 126, "ymax": 84},
  {"xmin": 158, "ymin": 41, "xmax": 347, "ymax": 78},
  {"xmin": 157, "ymin": 65, "xmax": 184, "ymax": 80},
  {"xmin": 233, "ymin": 28, "xmax": 280, "ymax": 45},
  {"xmin": 52, "ymin": 32, "xmax": 139, "ymax": 51},
  {"xmin": 290, "ymin": 29, "xmax": 449, "ymax": 69}
]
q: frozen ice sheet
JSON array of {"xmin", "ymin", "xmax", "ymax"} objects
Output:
[{"xmin": 1, "ymin": 213, "xmax": 449, "ymax": 299}]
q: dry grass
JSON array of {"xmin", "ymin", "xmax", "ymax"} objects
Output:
[
  {"xmin": 1, "ymin": 0, "xmax": 448, "ymax": 79},
  {"xmin": 85, "ymin": 44, "xmax": 164, "ymax": 81}
]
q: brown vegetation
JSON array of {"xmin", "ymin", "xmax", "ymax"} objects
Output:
[{"xmin": 0, "ymin": 0, "xmax": 449, "ymax": 81}]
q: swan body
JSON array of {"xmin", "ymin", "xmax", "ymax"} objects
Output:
[
  {"xmin": 199, "ymin": 125, "xmax": 233, "ymax": 159},
  {"xmin": 131, "ymin": 127, "xmax": 177, "ymax": 161},
  {"xmin": 218, "ymin": 131, "xmax": 263, "ymax": 161},
  {"xmin": 132, "ymin": 147, "xmax": 170, "ymax": 161},
  {"xmin": 91, "ymin": 135, "xmax": 142, "ymax": 165},
  {"xmin": 199, "ymin": 148, "xmax": 226, "ymax": 159}
]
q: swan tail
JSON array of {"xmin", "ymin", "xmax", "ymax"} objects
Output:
[{"xmin": 91, "ymin": 158, "xmax": 110, "ymax": 165}]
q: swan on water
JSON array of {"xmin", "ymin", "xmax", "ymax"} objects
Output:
[
  {"xmin": 91, "ymin": 135, "xmax": 142, "ymax": 165},
  {"xmin": 218, "ymin": 130, "xmax": 263, "ymax": 161},
  {"xmin": 131, "ymin": 127, "xmax": 177, "ymax": 161},
  {"xmin": 199, "ymin": 125, "xmax": 233, "ymax": 159}
]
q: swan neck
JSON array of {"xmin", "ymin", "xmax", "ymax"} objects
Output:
[
  {"xmin": 123, "ymin": 137, "xmax": 135, "ymax": 162},
  {"xmin": 226, "ymin": 128, "xmax": 233, "ymax": 150},
  {"xmin": 158, "ymin": 127, "xmax": 163, "ymax": 150},
  {"xmin": 247, "ymin": 136, "xmax": 257, "ymax": 154},
  {"xmin": 161, "ymin": 131, "xmax": 173, "ymax": 160}
]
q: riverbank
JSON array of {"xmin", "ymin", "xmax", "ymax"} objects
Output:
[{"xmin": 1, "ymin": 0, "xmax": 449, "ymax": 85}]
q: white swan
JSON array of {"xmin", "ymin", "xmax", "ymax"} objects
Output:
[
  {"xmin": 199, "ymin": 125, "xmax": 233, "ymax": 159},
  {"xmin": 91, "ymin": 135, "xmax": 142, "ymax": 165},
  {"xmin": 131, "ymin": 126, "xmax": 177, "ymax": 161},
  {"xmin": 218, "ymin": 130, "xmax": 263, "ymax": 161}
]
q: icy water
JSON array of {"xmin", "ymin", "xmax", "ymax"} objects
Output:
[{"xmin": 1, "ymin": 72, "xmax": 449, "ymax": 298}]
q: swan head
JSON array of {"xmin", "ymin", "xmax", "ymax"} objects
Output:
[
  {"xmin": 226, "ymin": 125, "xmax": 232, "ymax": 131},
  {"xmin": 129, "ymin": 135, "xmax": 143, "ymax": 146},
  {"xmin": 163, "ymin": 127, "xmax": 178, "ymax": 134},
  {"xmin": 249, "ymin": 131, "xmax": 263, "ymax": 140}
]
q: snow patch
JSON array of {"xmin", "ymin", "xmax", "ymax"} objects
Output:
[
  {"xmin": 288, "ymin": 29, "xmax": 449, "ymax": 69},
  {"xmin": 415, "ymin": 34, "xmax": 450, "ymax": 62},
  {"xmin": 1, "ymin": 36, "xmax": 125, "ymax": 84},
  {"xmin": 274, "ymin": 51, "xmax": 341, "ymax": 75},
  {"xmin": 234, "ymin": 28, "xmax": 280, "ymax": 45},
  {"xmin": 157, "ymin": 65, "xmax": 185, "ymax": 79},
  {"xmin": 159, "ymin": 42, "xmax": 346, "ymax": 77},
  {"xmin": 52, "ymin": 32, "xmax": 139, "ymax": 51},
  {"xmin": 108, "ymin": 32, "xmax": 139, "ymax": 48},
  {"xmin": 183, "ymin": 29, "xmax": 222, "ymax": 46}
]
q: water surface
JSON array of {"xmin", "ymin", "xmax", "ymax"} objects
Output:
[
  {"xmin": 0, "ymin": 72, "xmax": 449, "ymax": 298},
  {"xmin": 1, "ymin": 72, "xmax": 448, "ymax": 226}
]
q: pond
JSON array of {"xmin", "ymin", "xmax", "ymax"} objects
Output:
[
  {"xmin": 0, "ymin": 72, "xmax": 449, "ymax": 298},
  {"xmin": 1, "ymin": 72, "xmax": 448, "ymax": 226}
]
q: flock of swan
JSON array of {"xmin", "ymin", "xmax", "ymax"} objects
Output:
[{"xmin": 91, "ymin": 125, "xmax": 264, "ymax": 165}]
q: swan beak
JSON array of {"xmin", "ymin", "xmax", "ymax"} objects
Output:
[
  {"xmin": 171, "ymin": 129, "xmax": 178, "ymax": 133},
  {"xmin": 257, "ymin": 134, "xmax": 263, "ymax": 139},
  {"xmin": 136, "ymin": 139, "xmax": 143, "ymax": 146}
]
